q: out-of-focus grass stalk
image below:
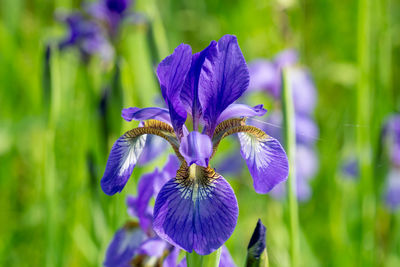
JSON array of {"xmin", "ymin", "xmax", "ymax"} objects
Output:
[
  {"xmin": 45, "ymin": 45, "xmax": 61, "ymax": 267},
  {"xmin": 186, "ymin": 248, "xmax": 221, "ymax": 267},
  {"xmin": 357, "ymin": 0, "xmax": 375, "ymax": 265},
  {"xmin": 144, "ymin": 0, "xmax": 169, "ymax": 61},
  {"xmin": 281, "ymin": 68, "xmax": 299, "ymax": 267}
]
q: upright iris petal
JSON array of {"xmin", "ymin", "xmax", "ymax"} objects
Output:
[
  {"xmin": 199, "ymin": 35, "xmax": 250, "ymax": 135},
  {"xmin": 181, "ymin": 41, "xmax": 217, "ymax": 129},
  {"xmin": 153, "ymin": 167, "xmax": 238, "ymax": 255},
  {"xmin": 179, "ymin": 131, "xmax": 213, "ymax": 167},
  {"xmin": 157, "ymin": 44, "xmax": 192, "ymax": 137}
]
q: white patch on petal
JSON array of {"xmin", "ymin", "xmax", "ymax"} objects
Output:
[{"xmin": 118, "ymin": 135, "xmax": 147, "ymax": 176}]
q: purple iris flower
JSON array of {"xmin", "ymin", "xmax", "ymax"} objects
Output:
[
  {"xmin": 101, "ymin": 35, "xmax": 289, "ymax": 254},
  {"xmin": 105, "ymin": 156, "xmax": 236, "ymax": 266},
  {"xmin": 87, "ymin": 0, "xmax": 134, "ymax": 40},
  {"xmin": 248, "ymin": 50, "xmax": 317, "ymax": 116},
  {"xmin": 58, "ymin": 12, "xmax": 113, "ymax": 62}
]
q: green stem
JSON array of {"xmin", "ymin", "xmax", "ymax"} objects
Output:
[
  {"xmin": 357, "ymin": 0, "xmax": 375, "ymax": 265},
  {"xmin": 282, "ymin": 68, "xmax": 300, "ymax": 267},
  {"xmin": 186, "ymin": 251, "xmax": 204, "ymax": 267},
  {"xmin": 186, "ymin": 248, "xmax": 222, "ymax": 267}
]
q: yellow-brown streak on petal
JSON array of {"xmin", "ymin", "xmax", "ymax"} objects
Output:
[
  {"xmin": 125, "ymin": 120, "xmax": 184, "ymax": 161},
  {"xmin": 211, "ymin": 125, "xmax": 269, "ymax": 158},
  {"xmin": 176, "ymin": 162, "xmax": 219, "ymax": 188},
  {"xmin": 213, "ymin": 118, "xmax": 246, "ymax": 139}
]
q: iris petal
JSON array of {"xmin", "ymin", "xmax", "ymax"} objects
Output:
[
  {"xmin": 103, "ymin": 224, "xmax": 146, "ymax": 267},
  {"xmin": 128, "ymin": 155, "xmax": 180, "ymax": 232},
  {"xmin": 238, "ymin": 132, "xmax": 288, "ymax": 193},
  {"xmin": 181, "ymin": 41, "xmax": 217, "ymax": 128},
  {"xmin": 217, "ymin": 104, "xmax": 267, "ymax": 124},
  {"xmin": 157, "ymin": 44, "xmax": 192, "ymax": 137},
  {"xmin": 153, "ymin": 172, "xmax": 238, "ymax": 255},
  {"xmin": 179, "ymin": 132, "xmax": 213, "ymax": 167},
  {"xmin": 101, "ymin": 133, "xmax": 147, "ymax": 195},
  {"xmin": 199, "ymin": 35, "xmax": 250, "ymax": 135},
  {"xmin": 121, "ymin": 107, "xmax": 171, "ymax": 124}
]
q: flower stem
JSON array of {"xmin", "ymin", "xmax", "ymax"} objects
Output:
[
  {"xmin": 186, "ymin": 247, "xmax": 221, "ymax": 267},
  {"xmin": 186, "ymin": 251, "xmax": 203, "ymax": 267},
  {"xmin": 281, "ymin": 68, "xmax": 300, "ymax": 267}
]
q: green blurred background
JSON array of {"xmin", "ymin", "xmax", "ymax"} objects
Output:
[{"xmin": 0, "ymin": 0, "xmax": 399, "ymax": 266}]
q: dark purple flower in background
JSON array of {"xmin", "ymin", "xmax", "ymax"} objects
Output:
[
  {"xmin": 87, "ymin": 0, "xmax": 135, "ymax": 40},
  {"xmin": 58, "ymin": 12, "xmax": 113, "ymax": 62},
  {"xmin": 100, "ymin": 35, "xmax": 289, "ymax": 254}
]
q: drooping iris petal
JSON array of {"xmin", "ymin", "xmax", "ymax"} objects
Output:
[
  {"xmin": 157, "ymin": 44, "xmax": 192, "ymax": 136},
  {"xmin": 103, "ymin": 223, "xmax": 147, "ymax": 267},
  {"xmin": 138, "ymin": 238, "xmax": 168, "ymax": 257},
  {"xmin": 217, "ymin": 104, "xmax": 267, "ymax": 125},
  {"xmin": 199, "ymin": 35, "xmax": 250, "ymax": 135},
  {"xmin": 238, "ymin": 132, "xmax": 288, "ymax": 193},
  {"xmin": 181, "ymin": 41, "xmax": 217, "ymax": 127},
  {"xmin": 101, "ymin": 133, "xmax": 147, "ymax": 195},
  {"xmin": 153, "ymin": 172, "xmax": 239, "ymax": 255},
  {"xmin": 248, "ymin": 60, "xmax": 280, "ymax": 98},
  {"xmin": 179, "ymin": 132, "xmax": 213, "ymax": 167},
  {"xmin": 121, "ymin": 107, "xmax": 171, "ymax": 124}
]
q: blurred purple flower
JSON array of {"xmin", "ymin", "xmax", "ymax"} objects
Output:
[
  {"xmin": 384, "ymin": 168, "xmax": 400, "ymax": 210},
  {"xmin": 382, "ymin": 114, "xmax": 400, "ymax": 167},
  {"xmin": 100, "ymin": 35, "xmax": 289, "ymax": 254},
  {"xmin": 87, "ymin": 0, "xmax": 134, "ymax": 40},
  {"xmin": 58, "ymin": 12, "xmax": 113, "ymax": 62},
  {"xmin": 248, "ymin": 50, "xmax": 317, "ymax": 116},
  {"xmin": 270, "ymin": 145, "xmax": 317, "ymax": 201},
  {"xmin": 381, "ymin": 114, "xmax": 400, "ymax": 210},
  {"xmin": 341, "ymin": 158, "xmax": 359, "ymax": 179}
]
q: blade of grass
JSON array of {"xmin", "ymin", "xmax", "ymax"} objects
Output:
[{"xmin": 282, "ymin": 68, "xmax": 300, "ymax": 267}]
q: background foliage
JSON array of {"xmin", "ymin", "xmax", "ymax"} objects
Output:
[{"xmin": 0, "ymin": 0, "xmax": 399, "ymax": 266}]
